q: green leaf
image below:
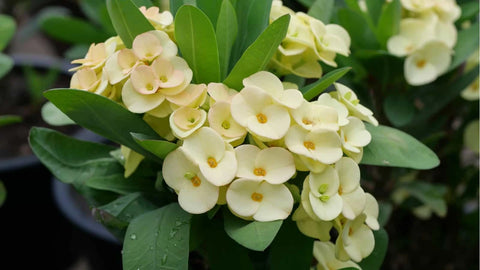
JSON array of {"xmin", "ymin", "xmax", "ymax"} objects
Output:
[
  {"xmin": 169, "ymin": 0, "xmax": 197, "ymax": 17},
  {"xmin": 0, "ymin": 115, "xmax": 21, "ymax": 127},
  {"xmin": 86, "ymin": 174, "xmax": 156, "ymax": 195},
  {"xmin": 122, "ymin": 203, "xmax": 191, "ymax": 270},
  {"xmin": 449, "ymin": 22, "xmax": 479, "ymax": 71},
  {"xmin": 94, "ymin": 192, "xmax": 158, "ymax": 239},
  {"xmin": 175, "ymin": 5, "xmax": 221, "ymax": 83},
  {"xmin": 106, "ymin": 0, "xmax": 155, "ymax": 48},
  {"xmin": 230, "ymin": 0, "xmax": 272, "ymax": 65},
  {"xmin": 365, "ymin": 0, "xmax": 383, "ymax": 25},
  {"xmin": 297, "ymin": 0, "xmax": 316, "ymax": 8},
  {"xmin": 358, "ymin": 229, "xmax": 389, "ymax": 270},
  {"xmin": 0, "ymin": 181, "xmax": 6, "ymax": 207},
  {"xmin": 197, "ymin": 0, "xmax": 223, "ymax": 27},
  {"xmin": 301, "ymin": 67, "xmax": 351, "ymax": 101},
  {"xmin": 29, "ymin": 127, "xmax": 121, "ymax": 205},
  {"xmin": 223, "ymin": 209, "xmax": 283, "ymax": 251},
  {"xmin": 412, "ymin": 65, "xmax": 479, "ymax": 124},
  {"xmin": 216, "ymin": 0, "xmax": 238, "ymax": 80},
  {"xmin": 41, "ymin": 101, "xmax": 75, "ymax": 126},
  {"xmin": 132, "ymin": 0, "xmax": 154, "ymax": 7},
  {"xmin": 44, "ymin": 89, "xmax": 161, "ymax": 161},
  {"xmin": 378, "ymin": 201, "xmax": 393, "ymax": 227},
  {"xmin": 458, "ymin": 1, "xmax": 479, "ymax": 23},
  {"xmin": 308, "ymin": 0, "xmax": 334, "ymax": 23},
  {"xmin": 361, "ymin": 124, "xmax": 440, "ymax": 169},
  {"xmin": 383, "ymin": 94, "xmax": 415, "ymax": 127},
  {"xmin": 205, "ymin": 219, "xmax": 254, "ymax": 270},
  {"xmin": 40, "ymin": 15, "xmax": 110, "ymax": 44},
  {"xmin": 375, "ymin": 0, "xmax": 401, "ymax": 48},
  {"xmin": 0, "ymin": 53, "xmax": 13, "ymax": 79},
  {"xmin": 223, "ymin": 14, "xmax": 290, "ymax": 90},
  {"xmin": 98, "ymin": 193, "xmax": 158, "ymax": 223},
  {"xmin": 0, "ymin": 14, "xmax": 15, "ymax": 51},
  {"xmin": 269, "ymin": 218, "xmax": 314, "ymax": 270},
  {"xmin": 29, "ymin": 127, "xmax": 118, "ymax": 184},
  {"xmin": 64, "ymin": 44, "xmax": 90, "ymax": 60},
  {"xmin": 338, "ymin": 8, "xmax": 379, "ymax": 50},
  {"xmin": 398, "ymin": 181, "xmax": 447, "ymax": 217},
  {"xmin": 131, "ymin": 132, "xmax": 178, "ymax": 159}
]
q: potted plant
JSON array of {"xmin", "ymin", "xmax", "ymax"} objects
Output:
[{"xmin": 27, "ymin": 0, "xmax": 478, "ymax": 269}]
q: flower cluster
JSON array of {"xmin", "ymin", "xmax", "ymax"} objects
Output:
[
  {"xmin": 69, "ymin": 4, "xmax": 380, "ymax": 265},
  {"xmin": 269, "ymin": 0, "xmax": 351, "ymax": 78},
  {"xmin": 387, "ymin": 0, "xmax": 460, "ymax": 86},
  {"xmin": 69, "ymin": 7, "xmax": 176, "ymax": 105}
]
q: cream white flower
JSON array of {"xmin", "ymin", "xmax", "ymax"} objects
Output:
[
  {"xmin": 208, "ymin": 101, "xmax": 246, "ymax": 144},
  {"xmin": 181, "ymin": 127, "xmax": 237, "ymax": 186},
  {"xmin": 162, "ymin": 148, "xmax": 219, "ymax": 214},
  {"xmin": 139, "ymin": 6, "xmax": 173, "ymax": 29},
  {"xmin": 340, "ymin": 116, "xmax": 372, "ymax": 153},
  {"xmin": 364, "ymin": 193, "xmax": 380, "ymax": 230},
  {"xmin": 315, "ymin": 93, "xmax": 349, "ymax": 126},
  {"xmin": 290, "ymin": 101, "xmax": 339, "ymax": 132},
  {"xmin": 461, "ymin": 77, "xmax": 479, "ymax": 101},
  {"xmin": 336, "ymin": 214, "xmax": 375, "ymax": 262},
  {"xmin": 336, "ymin": 157, "xmax": 366, "ymax": 220},
  {"xmin": 294, "ymin": 154, "xmax": 327, "ymax": 173},
  {"xmin": 301, "ymin": 168, "xmax": 343, "ymax": 221},
  {"xmin": 70, "ymin": 67, "xmax": 108, "ymax": 95},
  {"xmin": 404, "ymin": 41, "xmax": 451, "ymax": 86},
  {"xmin": 120, "ymin": 146, "xmax": 144, "ymax": 178},
  {"xmin": 334, "ymin": 83, "xmax": 378, "ymax": 126},
  {"xmin": 231, "ymin": 86, "xmax": 291, "ymax": 141},
  {"xmin": 235, "ymin": 144, "xmax": 295, "ymax": 184},
  {"xmin": 226, "ymin": 178, "xmax": 293, "ymax": 222},
  {"xmin": 242, "ymin": 71, "xmax": 304, "ymax": 109},
  {"xmin": 387, "ymin": 18, "xmax": 436, "ymax": 57},
  {"xmin": 169, "ymin": 106, "xmax": 206, "ymax": 139},
  {"xmin": 292, "ymin": 204, "xmax": 332, "ymax": 241},
  {"xmin": 313, "ymin": 241, "xmax": 360, "ymax": 270},
  {"xmin": 285, "ymin": 125, "xmax": 343, "ymax": 165},
  {"xmin": 207, "ymin": 82, "xmax": 238, "ymax": 105},
  {"xmin": 167, "ymin": 83, "xmax": 208, "ymax": 109},
  {"xmin": 71, "ymin": 38, "xmax": 118, "ymax": 71},
  {"xmin": 309, "ymin": 16, "xmax": 351, "ymax": 62}
]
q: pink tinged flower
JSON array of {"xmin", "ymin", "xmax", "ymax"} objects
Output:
[
  {"xmin": 104, "ymin": 49, "xmax": 140, "ymax": 85},
  {"xmin": 169, "ymin": 106, "xmax": 207, "ymax": 139},
  {"xmin": 226, "ymin": 178, "xmax": 294, "ymax": 222},
  {"xmin": 162, "ymin": 148, "xmax": 219, "ymax": 214},
  {"xmin": 235, "ymin": 144, "xmax": 296, "ymax": 184}
]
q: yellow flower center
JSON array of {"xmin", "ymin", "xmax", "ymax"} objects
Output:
[
  {"xmin": 416, "ymin": 59, "xmax": 426, "ymax": 68},
  {"xmin": 303, "ymin": 141, "xmax": 315, "ymax": 150},
  {"xmin": 160, "ymin": 75, "xmax": 168, "ymax": 82},
  {"xmin": 338, "ymin": 186, "xmax": 343, "ymax": 195},
  {"xmin": 251, "ymin": 192, "xmax": 263, "ymax": 202},
  {"xmin": 207, "ymin": 157, "xmax": 218, "ymax": 168},
  {"xmin": 302, "ymin": 118, "xmax": 313, "ymax": 125},
  {"xmin": 256, "ymin": 113, "xmax": 268, "ymax": 124},
  {"xmin": 221, "ymin": 120, "xmax": 231, "ymax": 129},
  {"xmin": 348, "ymin": 227, "xmax": 353, "ymax": 236},
  {"xmin": 190, "ymin": 176, "xmax": 201, "ymax": 187},
  {"xmin": 253, "ymin": 168, "xmax": 266, "ymax": 176}
]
